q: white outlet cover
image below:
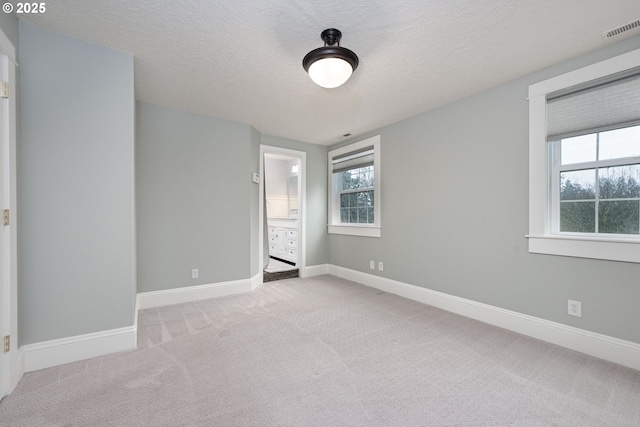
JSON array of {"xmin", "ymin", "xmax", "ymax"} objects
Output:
[
  {"xmin": 369, "ymin": 260, "xmax": 375, "ymax": 270},
  {"xmin": 568, "ymin": 300, "xmax": 582, "ymax": 317}
]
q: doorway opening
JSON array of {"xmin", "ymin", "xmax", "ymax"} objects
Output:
[{"xmin": 259, "ymin": 147, "xmax": 305, "ymax": 283}]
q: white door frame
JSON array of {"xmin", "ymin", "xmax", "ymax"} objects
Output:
[
  {"xmin": 258, "ymin": 145, "xmax": 307, "ymax": 283},
  {"xmin": 0, "ymin": 26, "xmax": 21, "ymax": 398}
]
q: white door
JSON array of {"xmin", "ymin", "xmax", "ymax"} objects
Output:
[
  {"xmin": 0, "ymin": 32, "xmax": 20, "ymax": 397},
  {"xmin": 0, "ymin": 63, "xmax": 4, "ymax": 396},
  {"xmin": 0, "ymin": 53, "xmax": 8, "ymax": 397}
]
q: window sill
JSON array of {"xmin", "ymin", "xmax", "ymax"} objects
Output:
[
  {"xmin": 526, "ymin": 234, "xmax": 640, "ymax": 263},
  {"xmin": 328, "ymin": 225, "xmax": 381, "ymax": 238}
]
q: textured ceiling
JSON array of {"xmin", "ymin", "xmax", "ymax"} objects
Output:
[{"xmin": 19, "ymin": 0, "xmax": 640, "ymax": 145}]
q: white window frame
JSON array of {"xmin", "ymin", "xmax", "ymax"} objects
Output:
[
  {"xmin": 528, "ymin": 48, "xmax": 640, "ymax": 263},
  {"xmin": 328, "ymin": 135, "xmax": 381, "ymax": 237}
]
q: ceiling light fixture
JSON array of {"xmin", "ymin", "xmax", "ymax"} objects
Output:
[{"xmin": 302, "ymin": 28, "xmax": 359, "ymax": 89}]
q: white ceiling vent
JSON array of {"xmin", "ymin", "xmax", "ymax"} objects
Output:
[{"xmin": 601, "ymin": 18, "xmax": 640, "ymax": 39}]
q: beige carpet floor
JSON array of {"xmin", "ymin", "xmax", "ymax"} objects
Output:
[{"xmin": 1, "ymin": 275, "xmax": 639, "ymax": 426}]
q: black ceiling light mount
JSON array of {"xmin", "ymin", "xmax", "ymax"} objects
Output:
[{"xmin": 302, "ymin": 28, "xmax": 359, "ymax": 89}]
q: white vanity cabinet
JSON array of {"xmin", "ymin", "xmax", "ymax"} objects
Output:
[
  {"xmin": 267, "ymin": 220, "xmax": 298, "ymax": 264},
  {"xmin": 284, "ymin": 229, "xmax": 297, "ymax": 261}
]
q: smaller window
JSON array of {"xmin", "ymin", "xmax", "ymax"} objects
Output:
[
  {"xmin": 339, "ymin": 166, "xmax": 374, "ymax": 224},
  {"xmin": 328, "ymin": 136, "xmax": 381, "ymax": 237}
]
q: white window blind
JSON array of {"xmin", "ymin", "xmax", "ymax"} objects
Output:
[
  {"xmin": 331, "ymin": 146, "xmax": 374, "ymax": 173},
  {"xmin": 546, "ymin": 71, "xmax": 640, "ymax": 141}
]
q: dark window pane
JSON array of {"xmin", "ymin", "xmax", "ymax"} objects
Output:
[
  {"xmin": 560, "ymin": 201, "xmax": 595, "ymax": 232},
  {"xmin": 353, "ymin": 172, "xmax": 362, "ymax": 190},
  {"xmin": 340, "ymin": 208, "xmax": 348, "ymax": 223},
  {"xmin": 598, "ymin": 165, "xmax": 640, "ymax": 199},
  {"xmin": 341, "ymin": 171, "xmax": 351, "ymax": 191},
  {"xmin": 340, "ymin": 194, "xmax": 349, "ymax": 209},
  {"xmin": 338, "ymin": 166, "xmax": 374, "ymax": 190},
  {"xmin": 348, "ymin": 193, "xmax": 357, "ymax": 208},
  {"xmin": 361, "ymin": 171, "xmax": 370, "ymax": 188},
  {"xmin": 336, "ymin": 164, "xmax": 375, "ymax": 225},
  {"xmin": 599, "ymin": 201, "xmax": 640, "ymax": 234},
  {"xmin": 358, "ymin": 207, "xmax": 367, "ymax": 223},
  {"xmin": 561, "ymin": 170, "xmax": 595, "ymax": 200},
  {"xmin": 357, "ymin": 191, "xmax": 367, "ymax": 207},
  {"xmin": 363, "ymin": 166, "xmax": 374, "ymax": 188},
  {"xmin": 366, "ymin": 191, "xmax": 374, "ymax": 207},
  {"xmin": 349, "ymin": 208, "xmax": 358, "ymax": 223}
]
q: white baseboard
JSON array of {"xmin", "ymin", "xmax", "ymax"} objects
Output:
[
  {"xmin": 139, "ymin": 268, "xmax": 329, "ymax": 310},
  {"xmin": 301, "ymin": 263, "xmax": 329, "ymax": 278},
  {"xmin": 327, "ymin": 265, "xmax": 640, "ymax": 371},
  {"xmin": 19, "ymin": 277, "xmax": 256, "ymax": 374},
  {"xmin": 133, "ymin": 292, "xmax": 140, "ymax": 345},
  {"xmin": 137, "ymin": 278, "xmax": 252, "ymax": 310},
  {"xmin": 22, "ymin": 326, "xmax": 137, "ymax": 372},
  {"xmin": 250, "ymin": 273, "xmax": 261, "ymax": 290},
  {"xmin": 17, "ymin": 268, "xmax": 640, "ymax": 374}
]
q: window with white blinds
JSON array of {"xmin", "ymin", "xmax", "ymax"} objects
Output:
[
  {"xmin": 547, "ymin": 70, "xmax": 640, "ymax": 237},
  {"xmin": 328, "ymin": 135, "xmax": 381, "ymax": 237},
  {"xmin": 527, "ymin": 47, "xmax": 640, "ymax": 263}
]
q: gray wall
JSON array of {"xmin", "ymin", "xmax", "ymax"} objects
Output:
[
  {"xmin": 260, "ymin": 135, "xmax": 329, "ymax": 267},
  {"xmin": 265, "ymin": 158, "xmax": 289, "ymax": 197},
  {"xmin": 18, "ymin": 22, "xmax": 136, "ymax": 344},
  {"xmin": 0, "ymin": 12, "xmax": 18, "ymax": 49},
  {"xmin": 136, "ymin": 108, "xmax": 326, "ymax": 287},
  {"xmin": 136, "ymin": 102, "xmax": 253, "ymax": 292},
  {"xmin": 328, "ymin": 34, "xmax": 640, "ymax": 345}
]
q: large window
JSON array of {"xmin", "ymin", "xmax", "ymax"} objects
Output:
[
  {"xmin": 328, "ymin": 135, "xmax": 381, "ymax": 237},
  {"xmin": 528, "ymin": 48, "xmax": 640, "ymax": 263}
]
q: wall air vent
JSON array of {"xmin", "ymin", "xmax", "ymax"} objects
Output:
[{"xmin": 601, "ymin": 19, "xmax": 640, "ymax": 39}]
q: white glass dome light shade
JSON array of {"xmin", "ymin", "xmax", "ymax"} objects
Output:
[
  {"xmin": 308, "ymin": 57, "xmax": 353, "ymax": 88},
  {"xmin": 302, "ymin": 29, "xmax": 359, "ymax": 89}
]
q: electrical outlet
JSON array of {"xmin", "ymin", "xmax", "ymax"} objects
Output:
[
  {"xmin": 369, "ymin": 260, "xmax": 375, "ymax": 270},
  {"xmin": 568, "ymin": 300, "xmax": 582, "ymax": 317},
  {"xmin": 192, "ymin": 268, "xmax": 199, "ymax": 279},
  {"xmin": 378, "ymin": 261, "xmax": 384, "ymax": 271}
]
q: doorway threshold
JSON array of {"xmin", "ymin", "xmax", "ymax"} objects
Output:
[{"xmin": 263, "ymin": 269, "xmax": 299, "ymax": 283}]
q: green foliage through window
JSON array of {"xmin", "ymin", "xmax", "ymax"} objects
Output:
[
  {"xmin": 560, "ymin": 166, "xmax": 640, "ymax": 234},
  {"xmin": 338, "ymin": 166, "xmax": 374, "ymax": 224},
  {"xmin": 556, "ymin": 125, "xmax": 640, "ymax": 235}
]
